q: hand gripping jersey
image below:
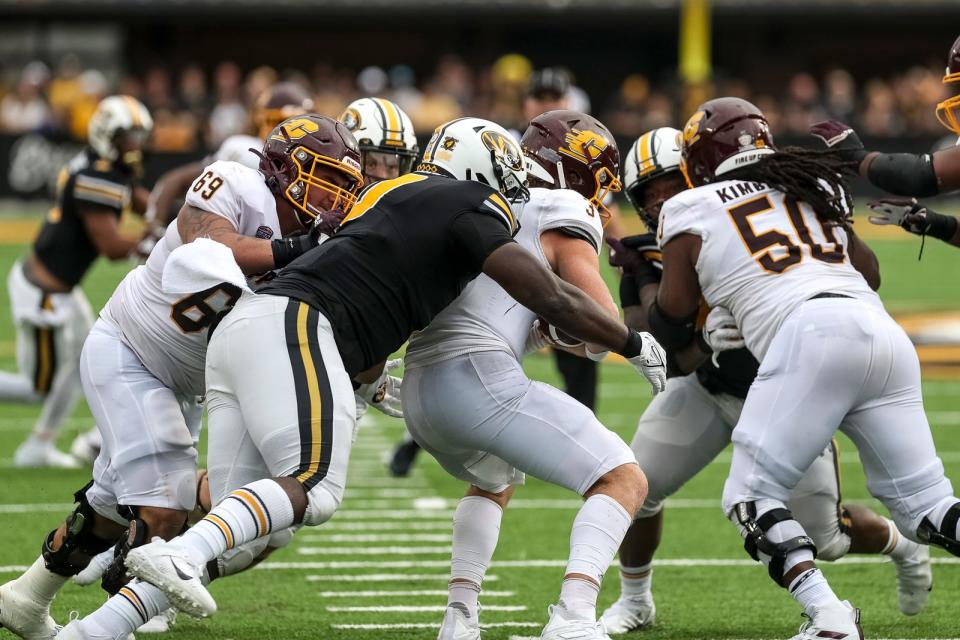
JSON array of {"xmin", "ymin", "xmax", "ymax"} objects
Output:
[
  {"xmin": 658, "ymin": 179, "xmax": 880, "ymax": 360},
  {"xmin": 101, "ymin": 160, "xmax": 282, "ymax": 394},
  {"xmin": 33, "ymin": 148, "xmax": 133, "ymax": 287},
  {"xmin": 404, "ymin": 187, "xmax": 604, "ymax": 368},
  {"xmin": 259, "ymin": 173, "xmax": 518, "ymax": 377}
]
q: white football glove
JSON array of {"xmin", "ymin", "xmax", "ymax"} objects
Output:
[
  {"xmin": 702, "ymin": 307, "xmax": 745, "ymax": 354},
  {"xmin": 73, "ymin": 547, "xmax": 115, "ymax": 586},
  {"xmin": 355, "ymin": 358, "xmax": 404, "ymax": 418},
  {"xmin": 867, "ymin": 197, "xmax": 929, "ymax": 234},
  {"xmin": 625, "ymin": 331, "xmax": 667, "ymax": 395}
]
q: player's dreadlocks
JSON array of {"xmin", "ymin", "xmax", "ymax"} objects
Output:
[{"xmin": 725, "ymin": 147, "xmax": 858, "ymax": 223}]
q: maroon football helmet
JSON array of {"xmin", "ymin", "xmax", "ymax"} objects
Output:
[
  {"xmin": 680, "ymin": 97, "xmax": 776, "ymax": 187},
  {"xmin": 258, "ymin": 115, "xmax": 364, "ymax": 227},
  {"xmin": 520, "ymin": 109, "xmax": 622, "ymax": 221},
  {"xmin": 254, "ymin": 82, "xmax": 315, "ymax": 139},
  {"xmin": 936, "ymin": 35, "xmax": 960, "ymax": 135}
]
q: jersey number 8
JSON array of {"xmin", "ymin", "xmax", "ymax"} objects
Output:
[{"xmin": 170, "ymin": 283, "xmax": 242, "ymax": 333}]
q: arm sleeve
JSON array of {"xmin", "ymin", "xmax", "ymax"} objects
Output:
[
  {"xmin": 448, "ymin": 209, "xmax": 516, "ymax": 272},
  {"xmin": 865, "ymin": 152, "xmax": 939, "ymax": 197},
  {"xmin": 72, "ymin": 171, "xmax": 130, "ymax": 212},
  {"xmin": 183, "ymin": 161, "xmax": 244, "ymax": 230}
]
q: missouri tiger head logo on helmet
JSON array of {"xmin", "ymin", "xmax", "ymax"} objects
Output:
[
  {"xmin": 623, "ymin": 127, "xmax": 685, "ymax": 231},
  {"xmin": 936, "ymin": 34, "xmax": 960, "ymax": 136},
  {"xmin": 253, "ymin": 82, "xmax": 314, "ymax": 139},
  {"xmin": 338, "ymin": 97, "xmax": 418, "ymax": 185},
  {"xmin": 520, "ymin": 110, "xmax": 622, "ymax": 223},
  {"xmin": 258, "ymin": 115, "xmax": 364, "ymax": 229},
  {"xmin": 418, "ymin": 117, "xmax": 529, "ymax": 206}
]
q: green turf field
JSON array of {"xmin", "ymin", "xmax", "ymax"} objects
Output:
[{"xmin": 0, "ymin": 220, "xmax": 958, "ymax": 640}]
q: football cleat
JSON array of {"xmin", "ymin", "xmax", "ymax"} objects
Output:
[
  {"xmin": 0, "ymin": 577, "xmax": 59, "ymax": 639},
  {"xmin": 437, "ymin": 603, "xmax": 479, "ymax": 640},
  {"xmin": 69, "ymin": 429, "xmax": 102, "ymax": 466},
  {"xmin": 540, "ymin": 601, "xmax": 611, "ymax": 640},
  {"xmin": 125, "ymin": 538, "xmax": 216, "ymax": 619},
  {"xmin": 137, "ymin": 609, "xmax": 176, "ymax": 634},
  {"xmin": 893, "ymin": 543, "xmax": 932, "ymax": 615},
  {"xmin": 599, "ymin": 594, "xmax": 656, "ymax": 633},
  {"xmin": 790, "ymin": 601, "xmax": 863, "ymax": 640},
  {"xmin": 14, "ymin": 438, "xmax": 80, "ymax": 469}
]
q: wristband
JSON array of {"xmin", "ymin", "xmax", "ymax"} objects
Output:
[
  {"xmin": 925, "ymin": 209, "xmax": 959, "ymax": 242},
  {"xmin": 271, "ymin": 234, "xmax": 313, "ymax": 268},
  {"xmin": 618, "ymin": 328, "xmax": 646, "ymax": 359}
]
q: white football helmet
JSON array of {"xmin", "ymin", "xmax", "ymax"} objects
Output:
[
  {"xmin": 418, "ymin": 117, "xmax": 528, "ymax": 202},
  {"xmin": 623, "ymin": 127, "xmax": 682, "ymax": 229},
  {"xmin": 339, "ymin": 97, "xmax": 419, "ymax": 183},
  {"xmin": 87, "ymin": 95, "xmax": 153, "ymax": 170}
]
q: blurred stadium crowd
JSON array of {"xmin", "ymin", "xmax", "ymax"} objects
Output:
[{"xmin": 0, "ymin": 52, "xmax": 950, "ymax": 152}]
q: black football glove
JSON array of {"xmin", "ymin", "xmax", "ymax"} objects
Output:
[{"xmin": 809, "ymin": 120, "xmax": 868, "ymax": 164}]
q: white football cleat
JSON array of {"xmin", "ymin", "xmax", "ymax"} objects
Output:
[
  {"xmin": 69, "ymin": 429, "xmax": 102, "ymax": 466},
  {"xmin": 437, "ymin": 603, "xmax": 479, "ymax": 640},
  {"xmin": 790, "ymin": 601, "xmax": 862, "ymax": 640},
  {"xmin": 0, "ymin": 577, "xmax": 59, "ymax": 639},
  {"xmin": 600, "ymin": 594, "xmax": 656, "ymax": 633},
  {"xmin": 136, "ymin": 609, "xmax": 176, "ymax": 634},
  {"xmin": 893, "ymin": 543, "xmax": 932, "ymax": 615},
  {"xmin": 14, "ymin": 438, "xmax": 79, "ymax": 469},
  {"xmin": 540, "ymin": 601, "xmax": 610, "ymax": 640},
  {"xmin": 125, "ymin": 538, "xmax": 216, "ymax": 619},
  {"xmin": 72, "ymin": 549, "xmax": 114, "ymax": 587}
]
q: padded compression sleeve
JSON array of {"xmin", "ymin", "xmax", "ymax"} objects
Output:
[{"xmin": 866, "ymin": 152, "xmax": 939, "ymax": 197}]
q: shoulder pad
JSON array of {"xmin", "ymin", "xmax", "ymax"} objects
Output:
[
  {"xmin": 533, "ymin": 188, "xmax": 603, "ymax": 254},
  {"xmin": 72, "ymin": 167, "xmax": 130, "ymax": 211}
]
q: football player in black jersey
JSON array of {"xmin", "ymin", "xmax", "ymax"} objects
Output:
[
  {"xmin": 600, "ymin": 125, "xmax": 932, "ymax": 634},
  {"xmin": 809, "ymin": 34, "xmax": 960, "ymax": 249},
  {"xmin": 0, "ymin": 95, "xmax": 153, "ymax": 469},
  {"xmin": 118, "ymin": 117, "xmax": 667, "ymax": 623}
]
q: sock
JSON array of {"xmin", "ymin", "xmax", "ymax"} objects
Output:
[
  {"xmin": 619, "ymin": 562, "xmax": 653, "ymax": 600},
  {"xmin": 880, "ymin": 517, "xmax": 919, "ymax": 561},
  {"xmin": 17, "ymin": 556, "xmax": 69, "ymax": 606},
  {"xmin": 788, "ymin": 568, "xmax": 841, "ymax": 615},
  {"xmin": 179, "ymin": 479, "xmax": 295, "ymax": 566},
  {"xmin": 448, "ymin": 496, "xmax": 503, "ymax": 618},
  {"xmin": 83, "ymin": 580, "xmax": 169, "ymax": 640},
  {"xmin": 563, "ymin": 494, "xmax": 633, "ymax": 619},
  {"xmin": 560, "ymin": 578, "xmax": 600, "ymax": 618}
]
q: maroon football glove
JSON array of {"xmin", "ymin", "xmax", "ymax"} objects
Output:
[{"xmin": 809, "ymin": 120, "xmax": 867, "ymax": 164}]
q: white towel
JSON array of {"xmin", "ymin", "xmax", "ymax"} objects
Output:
[{"xmin": 162, "ymin": 237, "xmax": 251, "ymax": 295}]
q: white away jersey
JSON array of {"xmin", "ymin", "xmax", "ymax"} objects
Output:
[
  {"xmin": 208, "ymin": 134, "xmax": 262, "ymax": 170},
  {"xmin": 658, "ymin": 179, "xmax": 881, "ymax": 360},
  {"xmin": 404, "ymin": 187, "xmax": 603, "ymax": 368},
  {"xmin": 101, "ymin": 160, "xmax": 282, "ymax": 394}
]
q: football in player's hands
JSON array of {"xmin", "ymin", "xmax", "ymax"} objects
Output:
[{"xmin": 535, "ymin": 318, "xmax": 584, "ymax": 349}]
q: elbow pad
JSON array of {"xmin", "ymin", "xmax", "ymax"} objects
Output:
[
  {"xmin": 866, "ymin": 153, "xmax": 939, "ymax": 197},
  {"xmin": 648, "ymin": 300, "xmax": 697, "ymax": 351}
]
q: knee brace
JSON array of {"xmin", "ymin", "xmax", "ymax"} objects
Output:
[
  {"xmin": 42, "ymin": 482, "xmax": 118, "ymax": 577},
  {"xmin": 733, "ymin": 501, "xmax": 818, "ymax": 585},
  {"xmin": 302, "ymin": 485, "xmax": 342, "ymax": 527},
  {"xmin": 215, "ymin": 537, "xmax": 271, "ymax": 579},
  {"xmin": 917, "ymin": 502, "xmax": 960, "ymax": 557},
  {"xmin": 100, "ymin": 518, "xmax": 153, "ymax": 595}
]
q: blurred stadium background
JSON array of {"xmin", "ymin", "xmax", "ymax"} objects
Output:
[{"xmin": 1, "ymin": 2, "xmax": 960, "ymax": 639}]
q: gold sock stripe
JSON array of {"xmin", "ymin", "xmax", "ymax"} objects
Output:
[
  {"xmin": 119, "ymin": 587, "xmax": 148, "ymax": 622},
  {"xmin": 205, "ymin": 513, "xmax": 235, "ymax": 549},
  {"xmin": 230, "ymin": 489, "xmax": 269, "ymax": 538}
]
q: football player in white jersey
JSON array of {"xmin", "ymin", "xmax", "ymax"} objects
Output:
[
  {"xmin": 0, "ymin": 115, "xmax": 364, "ymax": 640},
  {"xmin": 650, "ymin": 97, "xmax": 960, "ymax": 640},
  {"xmin": 401, "ymin": 111, "xmax": 648, "ymax": 640},
  {"xmin": 600, "ymin": 127, "xmax": 932, "ymax": 634}
]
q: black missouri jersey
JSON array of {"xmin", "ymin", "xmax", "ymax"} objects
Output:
[
  {"xmin": 260, "ymin": 173, "xmax": 518, "ymax": 377},
  {"xmin": 33, "ymin": 148, "xmax": 132, "ymax": 287}
]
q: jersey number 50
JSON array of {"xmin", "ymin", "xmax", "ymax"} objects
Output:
[
  {"xmin": 728, "ymin": 195, "xmax": 844, "ymax": 274},
  {"xmin": 170, "ymin": 283, "xmax": 242, "ymax": 333}
]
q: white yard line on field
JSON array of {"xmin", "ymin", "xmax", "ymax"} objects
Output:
[
  {"xmin": 327, "ymin": 605, "xmax": 527, "ymax": 612},
  {"xmin": 299, "ymin": 534, "xmax": 451, "ymax": 543},
  {"xmin": 345, "ymin": 488, "xmax": 426, "ymax": 499},
  {"xmin": 303, "ymin": 574, "xmax": 499, "ymax": 582},
  {"xmin": 319, "ymin": 521, "xmax": 450, "ymax": 531},
  {"xmin": 317, "ymin": 590, "xmax": 514, "ymax": 598},
  {"xmin": 336, "ymin": 510, "xmax": 455, "ymax": 519},
  {"xmin": 334, "ymin": 622, "xmax": 540, "ymax": 630},
  {"xmin": 296, "ymin": 545, "xmax": 452, "ymax": 556}
]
